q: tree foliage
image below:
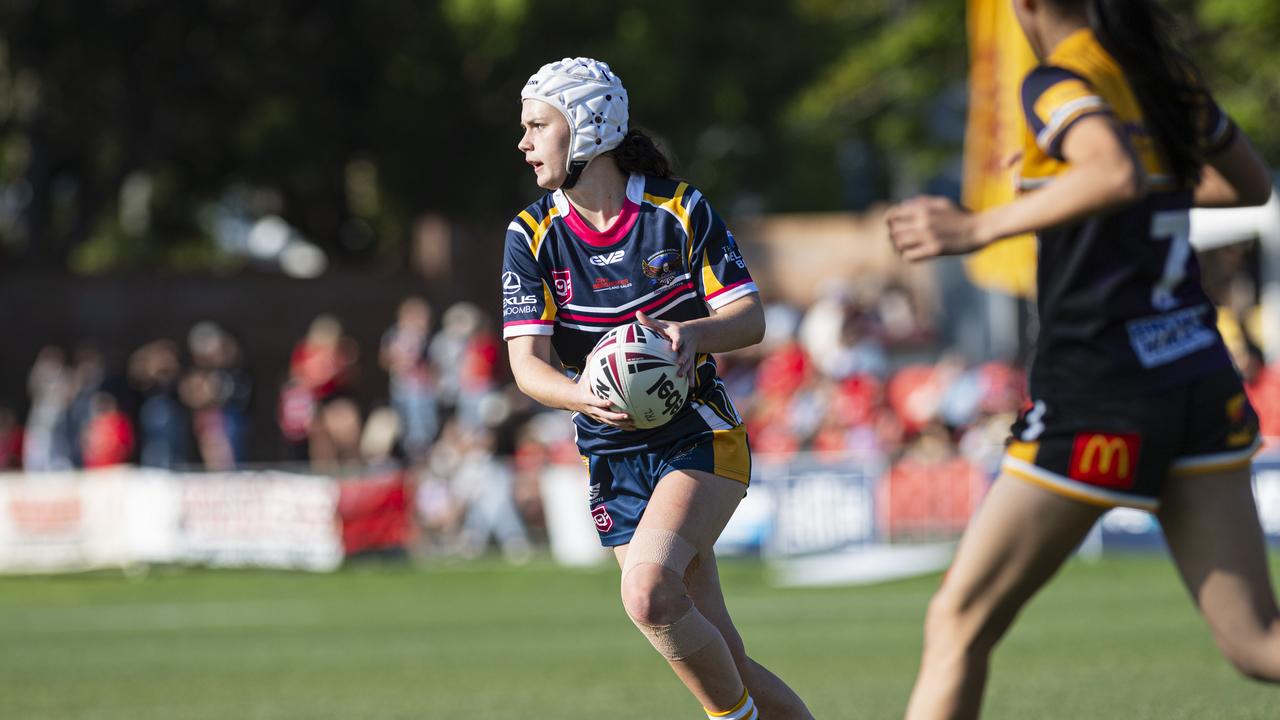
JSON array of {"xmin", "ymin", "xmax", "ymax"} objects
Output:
[{"xmin": 0, "ymin": 0, "xmax": 1273, "ymax": 273}]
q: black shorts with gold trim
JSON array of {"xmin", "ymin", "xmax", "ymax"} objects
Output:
[{"xmin": 1003, "ymin": 366, "xmax": 1261, "ymax": 511}]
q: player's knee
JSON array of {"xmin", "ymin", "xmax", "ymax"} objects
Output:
[
  {"xmin": 923, "ymin": 589, "xmax": 1004, "ymax": 656},
  {"xmin": 620, "ymin": 562, "xmax": 688, "ymax": 626}
]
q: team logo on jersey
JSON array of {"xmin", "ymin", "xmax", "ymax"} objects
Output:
[
  {"xmin": 643, "ymin": 250, "xmax": 683, "ymax": 288},
  {"xmin": 590, "ymin": 505, "xmax": 613, "ymax": 533},
  {"xmin": 502, "ymin": 271, "xmax": 521, "ymax": 295},
  {"xmin": 1069, "ymin": 432, "xmax": 1141, "ymax": 489},
  {"xmin": 590, "ymin": 250, "xmax": 626, "ymax": 266},
  {"xmin": 551, "ymin": 269, "xmax": 573, "ymax": 304}
]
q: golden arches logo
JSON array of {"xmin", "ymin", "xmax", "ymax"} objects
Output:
[{"xmin": 1078, "ymin": 435, "xmax": 1131, "ymax": 478}]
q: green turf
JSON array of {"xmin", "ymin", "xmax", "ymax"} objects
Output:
[{"xmin": 1, "ymin": 554, "xmax": 1277, "ymax": 719}]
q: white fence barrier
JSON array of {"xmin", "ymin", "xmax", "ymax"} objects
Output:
[{"xmin": 0, "ymin": 468, "xmax": 342, "ymax": 574}]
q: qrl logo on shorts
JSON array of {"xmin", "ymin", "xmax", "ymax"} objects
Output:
[
  {"xmin": 590, "ymin": 505, "xmax": 614, "ymax": 533},
  {"xmin": 1069, "ymin": 433, "xmax": 1141, "ymax": 489}
]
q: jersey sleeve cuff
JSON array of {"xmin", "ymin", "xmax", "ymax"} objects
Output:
[
  {"xmin": 1037, "ymin": 97, "xmax": 1109, "ymax": 160},
  {"xmin": 705, "ymin": 280, "xmax": 759, "ymax": 310},
  {"xmin": 503, "ymin": 320, "xmax": 555, "ymax": 340}
]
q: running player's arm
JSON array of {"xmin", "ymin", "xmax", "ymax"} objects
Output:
[
  {"xmin": 969, "ymin": 114, "xmax": 1145, "ymax": 244},
  {"xmin": 506, "ymin": 335, "xmax": 632, "ymax": 428},
  {"xmin": 1193, "ymin": 100, "xmax": 1271, "ymax": 207},
  {"xmin": 888, "ymin": 68, "xmax": 1145, "ymax": 260}
]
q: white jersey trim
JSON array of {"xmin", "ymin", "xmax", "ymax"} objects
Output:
[
  {"xmin": 706, "ymin": 283, "xmax": 759, "ymax": 311},
  {"xmin": 502, "ymin": 324, "xmax": 555, "ymax": 340}
]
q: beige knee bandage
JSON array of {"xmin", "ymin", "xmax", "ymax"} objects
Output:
[
  {"xmin": 622, "ymin": 528, "xmax": 697, "ymax": 578},
  {"xmin": 641, "ymin": 606, "xmax": 721, "ymax": 661},
  {"xmin": 623, "ymin": 529, "xmax": 720, "ymax": 660}
]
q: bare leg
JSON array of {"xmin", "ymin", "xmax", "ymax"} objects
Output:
[
  {"xmin": 1159, "ymin": 466, "xmax": 1280, "ymax": 681},
  {"xmin": 613, "ymin": 470, "xmax": 752, "ymax": 713},
  {"xmin": 687, "ymin": 548, "xmax": 815, "ymax": 719},
  {"xmin": 904, "ymin": 475, "xmax": 1104, "ymax": 720}
]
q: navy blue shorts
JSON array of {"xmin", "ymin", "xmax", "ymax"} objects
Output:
[{"xmin": 583, "ymin": 426, "xmax": 751, "ymax": 547}]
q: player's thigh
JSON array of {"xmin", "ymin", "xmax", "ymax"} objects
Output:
[
  {"xmin": 1158, "ymin": 467, "xmax": 1279, "ymax": 633},
  {"xmin": 610, "ymin": 472, "xmax": 743, "ymax": 571},
  {"xmin": 636, "ymin": 469, "xmax": 746, "ymax": 556},
  {"xmin": 934, "ymin": 474, "xmax": 1104, "ymax": 631}
]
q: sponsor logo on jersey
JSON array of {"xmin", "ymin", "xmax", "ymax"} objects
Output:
[
  {"xmin": 502, "ymin": 272, "xmax": 521, "ymax": 295},
  {"xmin": 1125, "ymin": 304, "xmax": 1216, "ymax": 368},
  {"xmin": 587, "ymin": 483, "xmax": 601, "ymax": 504},
  {"xmin": 592, "ymin": 277, "xmax": 633, "ymax": 292},
  {"xmin": 723, "ymin": 231, "xmax": 747, "ymax": 269},
  {"xmin": 552, "ymin": 269, "xmax": 573, "ymax": 304},
  {"xmin": 1069, "ymin": 432, "xmax": 1141, "ymax": 489},
  {"xmin": 590, "ymin": 250, "xmax": 626, "ymax": 266},
  {"xmin": 591, "ymin": 504, "xmax": 613, "ymax": 533},
  {"xmin": 643, "ymin": 250, "xmax": 683, "ymax": 288},
  {"xmin": 502, "ymin": 294, "xmax": 539, "ymax": 317}
]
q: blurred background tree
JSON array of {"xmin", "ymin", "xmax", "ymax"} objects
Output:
[{"xmin": 0, "ymin": 0, "xmax": 1274, "ymax": 274}]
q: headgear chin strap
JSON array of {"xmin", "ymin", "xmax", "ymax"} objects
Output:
[
  {"xmin": 521, "ymin": 58, "xmax": 629, "ymax": 190},
  {"xmin": 560, "ymin": 160, "xmax": 590, "ymax": 190}
]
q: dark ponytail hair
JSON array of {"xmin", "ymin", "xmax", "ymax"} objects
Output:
[
  {"xmin": 608, "ymin": 128, "xmax": 676, "ymax": 179},
  {"xmin": 1066, "ymin": 0, "xmax": 1207, "ymax": 187}
]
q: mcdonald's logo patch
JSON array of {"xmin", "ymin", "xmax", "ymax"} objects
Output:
[{"xmin": 1069, "ymin": 433, "xmax": 1141, "ymax": 489}]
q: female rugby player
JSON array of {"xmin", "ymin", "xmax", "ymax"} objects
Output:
[
  {"xmin": 503, "ymin": 57, "xmax": 813, "ymax": 720},
  {"xmin": 886, "ymin": 1, "xmax": 1279, "ymax": 717}
]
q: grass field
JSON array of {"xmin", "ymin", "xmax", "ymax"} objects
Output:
[{"xmin": 2, "ymin": 554, "xmax": 1278, "ymax": 719}]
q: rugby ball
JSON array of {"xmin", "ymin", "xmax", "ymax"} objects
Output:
[{"xmin": 584, "ymin": 322, "xmax": 689, "ymax": 429}]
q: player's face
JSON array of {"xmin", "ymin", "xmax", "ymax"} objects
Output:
[{"xmin": 519, "ymin": 100, "xmax": 571, "ymax": 190}]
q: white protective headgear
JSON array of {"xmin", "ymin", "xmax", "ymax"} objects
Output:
[{"xmin": 521, "ymin": 57, "xmax": 629, "ymax": 189}]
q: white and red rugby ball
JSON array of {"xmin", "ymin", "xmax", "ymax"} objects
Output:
[{"xmin": 584, "ymin": 322, "xmax": 689, "ymax": 429}]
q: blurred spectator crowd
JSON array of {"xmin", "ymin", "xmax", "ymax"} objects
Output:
[{"xmin": 2, "ymin": 283, "xmax": 1278, "ymax": 559}]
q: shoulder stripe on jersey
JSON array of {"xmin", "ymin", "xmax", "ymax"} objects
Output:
[
  {"xmin": 684, "ymin": 190, "xmax": 704, "ymax": 267},
  {"xmin": 1036, "ymin": 95, "xmax": 1107, "ymax": 152},
  {"xmin": 643, "ymin": 182, "xmax": 692, "ymax": 239},
  {"xmin": 507, "ymin": 220, "xmax": 531, "ymax": 244},
  {"xmin": 562, "ymin": 272, "xmax": 693, "ymax": 313},
  {"xmin": 518, "ymin": 207, "xmax": 561, "ymax": 258}
]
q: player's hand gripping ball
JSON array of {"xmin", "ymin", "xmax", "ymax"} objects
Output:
[{"xmin": 584, "ymin": 322, "xmax": 689, "ymax": 429}]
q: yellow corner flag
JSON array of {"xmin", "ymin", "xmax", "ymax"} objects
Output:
[{"xmin": 963, "ymin": 0, "xmax": 1038, "ymax": 297}]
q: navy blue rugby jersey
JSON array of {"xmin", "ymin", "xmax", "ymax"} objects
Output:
[
  {"xmin": 1017, "ymin": 28, "xmax": 1235, "ymax": 399},
  {"xmin": 501, "ymin": 173, "xmax": 759, "ymax": 455}
]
